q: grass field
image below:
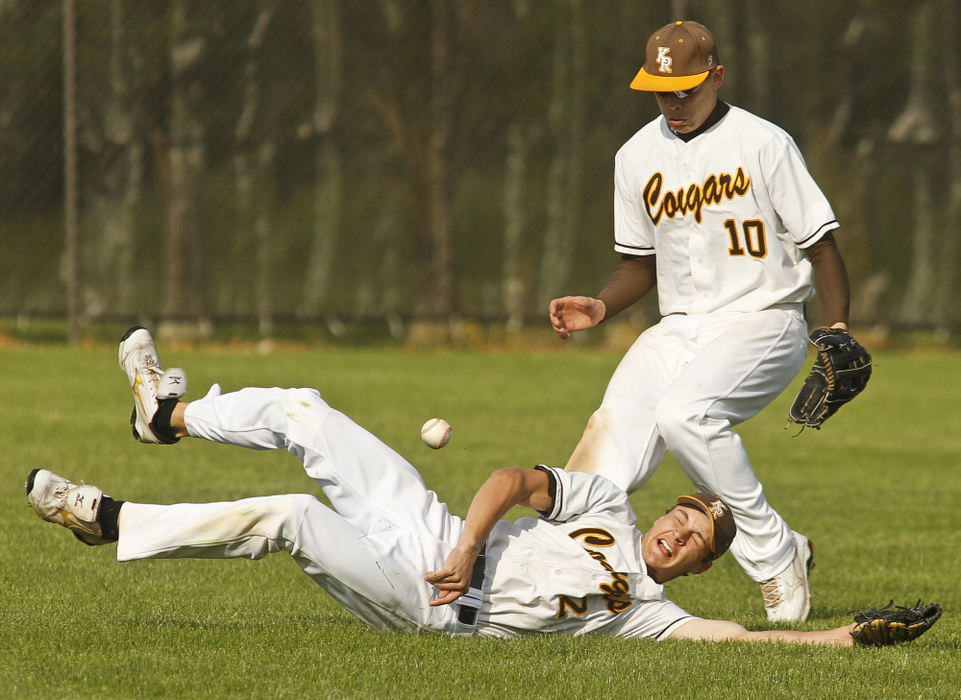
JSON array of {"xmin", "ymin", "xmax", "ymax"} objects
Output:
[{"xmin": 3, "ymin": 340, "xmax": 960, "ymax": 698}]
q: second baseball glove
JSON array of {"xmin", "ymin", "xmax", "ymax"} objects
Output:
[
  {"xmin": 788, "ymin": 327, "xmax": 872, "ymax": 429},
  {"xmin": 850, "ymin": 601, "xmax": 942, "ymax": 647}
]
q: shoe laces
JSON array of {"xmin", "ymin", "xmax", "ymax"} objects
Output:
[
  {"xmin": 51, "ymin": 482, "xmax": 71, "ymax": 504},
  {"xmin": 143, "ymin": 353, "xmax": 162, "ymax": 375},
  {"xmin": 760, "ymin": 578, "xmax": 783, "ymax": 609},
  {"xmin": 139, "ymin": 358, "xmax": 164, "ymax": 394}
]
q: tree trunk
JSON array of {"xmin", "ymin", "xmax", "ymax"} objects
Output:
[
  {"xmin": 233, "ymin": 3, "xmax": 276, "ymax": 337},
  {"xmin": 300, "ymin": 0, "xmax": 343, "ymax": 321},
  {"xmin": 888, "ymin": 3, "xmax": 938, "ymax": 145},
  {"xmin": 934, "ymin": 0, "xmax": 961, "ymax": 326},
  {"xmin": 163, "ymin": 0, "xmax": 208, "ymax": 331},
  {"xmin": 537, "ymin": 7, "xmax": 569, "ymax": 309},
  {"xmin": 253, "ymin": 140, "xmax": 277, "ymax": 338},
  {"xmin": 502, "ymin": 122, "xmax": 532, "ymax": 330},
  {"xmin": 704, "ymin": 3, "xmax": 736, "ymax": 97},
  {"xmin": 427, "ymin": 0, "xmax": 453, "ymax": 318},
  {"xmin": 62, "ymin": 0, "xmax": 79, "ymax": 343},
  {"xmin": 825, "ymin": 6, "xmax": 883, "ymax": 322},
  {"xmin": 538, "ymin": 0, "xmax": 584, "ymax": 309},
  {"xmin": 88, "ymin": 0, "xmax": 143, "ymax": 318},
  {"xmin": 743, "ymin": 0, "xmax": 769, "ymax": 116},
  {"xmin": 889, "ymin": 2, "xmax": 938, "ymax": 324},
  {"xmin": 566, "ymin": 0, "xmax": 585, "ymax": 286}
]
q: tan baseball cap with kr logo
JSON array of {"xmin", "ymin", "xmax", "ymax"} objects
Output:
[{"xmin": 630, "ymin": 20, "xmax": 718, "ymax": 92}]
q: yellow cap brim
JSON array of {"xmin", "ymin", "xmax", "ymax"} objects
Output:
[{"xmin": 630, "ymin": 67, "xmax": 710, "ymax": 92}]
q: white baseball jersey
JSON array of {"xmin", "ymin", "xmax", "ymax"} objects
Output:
[
  {"xmin": 116, "ymin": 386, "xmax": 695, "ymax": 640},
  {"xmin": 477, "ymin": 466, "xmax": 694, "ymax": 639},
  {"xmin": 613, "ymin": 104, "xmax": 839, "ymax": 315}
]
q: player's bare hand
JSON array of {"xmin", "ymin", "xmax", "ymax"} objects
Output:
[
  {"xmin": 548, "ymin": 296, "xmax": 605, "ymax": 339},
  {"xmin": 425, "ymin": 546, "xmax": 475, "ymax": 607}
]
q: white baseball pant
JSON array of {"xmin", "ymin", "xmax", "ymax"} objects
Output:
[
  {"xmin": 116, "ymin": 385, "xmax": 470, "ymax": 634},
  {"xmin": 567, "ymin": 307, "xmax": 808, "ymax": 581}
]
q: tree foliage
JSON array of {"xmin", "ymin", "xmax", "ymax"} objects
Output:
[{"xmin": 1, "ymin": 0, "xmax": 958, "ymax": 331}]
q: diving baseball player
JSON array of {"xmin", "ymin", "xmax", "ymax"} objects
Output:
[
  {"xmin": 25, "ymin": 326, "xmax": 888, "ymax": 646},
  {"xmin": 549, "ymin": 21, "xmax": 854, "ymax": 622}
]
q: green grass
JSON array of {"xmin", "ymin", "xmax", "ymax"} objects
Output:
[{"xmin": 2, "ymin": 343, "xmax": 960, "ymax": 698}]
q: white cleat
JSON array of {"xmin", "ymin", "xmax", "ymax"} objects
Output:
[
  {"xmin": 118, "ymin": 325, "xmax": 186, "ymax": 444},
  {"xmin": 760, "ymin": 531, "xmax": 814, "ymax": 622},
  {"xmin": 26, "ymin": 468, "xmax": 108, "ymax": 546}
]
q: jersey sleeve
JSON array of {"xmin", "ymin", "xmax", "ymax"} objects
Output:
[
  {"xmin": 612, "ymin": 147, "xmax": 655, "ymax": 256},
  {"xmin": 534, "ymin": 465, "xmax": 636, "ymax": 525},
  {"xmin": 762, "ymin": 135, "xmax": 839, "ymax": 248},
  {"xmin": 597, "ymin": 589, "xmax": 699, "ymax": 639}
]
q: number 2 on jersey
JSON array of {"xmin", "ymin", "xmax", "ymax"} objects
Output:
[{"xmin": 724, "ymin": 218, "xmax": 767, "ymax": 258}]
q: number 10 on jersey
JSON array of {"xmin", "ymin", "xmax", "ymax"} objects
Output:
[{"xmin": 724, "ymin": 218, "xmax": 767, "ymax": 258}]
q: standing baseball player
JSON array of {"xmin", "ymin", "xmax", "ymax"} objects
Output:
[
  {"xmin": 549, "ymin": 21, "xmax": 855, "ymax": 622},
  {"xmin": 25, "ymin": 327, "xmax": 935, "ymax": 647}
]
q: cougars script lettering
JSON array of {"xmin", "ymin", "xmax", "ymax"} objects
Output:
[
  {"xmin": 556, "ymin": 527, "xmax": 633, "ymax": 619},
  {"xmin": 643, "ymin": 167, "xmax": 751, "ymax": 224}
]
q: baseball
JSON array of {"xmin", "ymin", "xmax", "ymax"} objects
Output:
[{"xmin": 421, "ymin": 418, "xmax": 452, "ymax": 449}]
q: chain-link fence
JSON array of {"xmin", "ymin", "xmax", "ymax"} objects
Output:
[{"xmin": 2, "ymin": 0, "xmax": 960, "ymax": 339}]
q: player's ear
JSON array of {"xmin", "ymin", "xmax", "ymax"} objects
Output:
[
  {"xmin": 689, "ymin": 560, "xmax": 713, "ymax": 576},
  {"xmin": 711, "ymin": 65, "xmax": 724, "ymax": 89}
]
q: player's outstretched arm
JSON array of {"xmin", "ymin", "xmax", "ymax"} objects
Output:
[
  {"xmin": 549, "ymin": 296, "xmax": 606, "ymax": 339},
  {"xmin": 666, "ymin": 601, "xmax": 942, "ymax": 647},
  {"xmin": 426, "ymin": 468, "xmax": 552, "ymax": 606},
  {"xmin": 668, "ymin": 618, "xmax": 856, "ymax": 646},
  {"xmin": 548, "ymin": 255, "xmax": 656, "ymax": 339}
]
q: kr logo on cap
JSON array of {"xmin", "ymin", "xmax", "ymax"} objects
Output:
[
  {"xmin": 708, "ymin": 499, "xmax": 727, "ymax": 520},
  {"xmin": 657, "ymin": 46, "xmax": 672, "ymax": 73}
]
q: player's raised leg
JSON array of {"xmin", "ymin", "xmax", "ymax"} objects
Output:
[
  {"xmin": 117, "ymin": 327, "xmax": 461, "ymax": 540},
  {"xmin": 118, "ymin": 326, "xmax": 187, "ymax": 444},
  {"xmin": 182, "ymin": 384, "xmax": 462, "ymax": 540}
]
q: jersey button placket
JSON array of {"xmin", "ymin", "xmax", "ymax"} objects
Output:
[{"xmin": 689, "ymin": 219, "xmax": 711, "ymax": 299}]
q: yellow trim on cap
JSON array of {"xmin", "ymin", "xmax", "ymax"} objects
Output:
[{"xmin": 630, "ymin": 66, "xmax": 711, "ymax": 92}]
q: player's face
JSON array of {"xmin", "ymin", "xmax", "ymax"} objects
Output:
[
  {"xmin": 653, "ymin": 66, "xmax": 724, "ymax": 134},
  {"xmin": 640, "ymin": 505, "xmax": 714, "ymax": 583}
]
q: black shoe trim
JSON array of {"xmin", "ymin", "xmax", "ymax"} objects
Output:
[
  {"xmin": 130, "ymin": 405, "xmax": 179, "ymax": 445},
  {"xmin": 129, "ymin": 407, "xmax": 141, "ymax": 441},
  {"xmin": 120, "ymin": 325, "xmax": 147, "ymax": 342},
  {"xmin": 26, "ymin": 467, "xmax": 40, "ymax": 496},
  {"xmin": 72, "ymin": 530, "xmax": 102, "ymax": 547}
]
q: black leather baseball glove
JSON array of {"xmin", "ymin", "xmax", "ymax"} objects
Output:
[
  {"xmin": 850, "ymin": 601, "xmax": 942, "ymax": 647},
  {"xmin": 788, "ymin": 327, "xmax": 872, "ymax": 430}
]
